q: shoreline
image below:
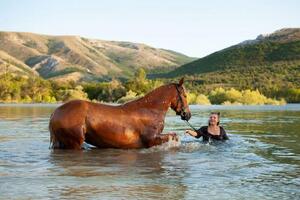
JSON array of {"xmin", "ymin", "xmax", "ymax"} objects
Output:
[{"xmin": 0, "ymin": 102, "xmax": 299, "ymax": 106}]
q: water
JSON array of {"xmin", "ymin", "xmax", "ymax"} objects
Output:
[{"xmin": 0, "ymin": 104, "xmax": 299, "ymax": 199}]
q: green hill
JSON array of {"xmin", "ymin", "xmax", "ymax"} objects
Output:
[
  {"xmin": 165, "ymin": 28, "xmax": 300, "ymax": 76},
  {"xmin": 0, "ymin": 31, "xmax": 195, "ymax": 82},
  {"xmin": 157, "ymin": 28, "xmax": 300, "ymax": 99}
]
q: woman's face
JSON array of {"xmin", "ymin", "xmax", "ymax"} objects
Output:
[{"xmin": 209, "ymin": 114, "xmax": 219, "ymax": 125}]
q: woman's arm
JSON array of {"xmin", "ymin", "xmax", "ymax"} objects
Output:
[
  {"xmin": 185, "ymin": 128, "xmax": 203, "ymax": 138},
  {"xmin": 221, "ymin": 127, "xmax": 229, "ymax": 140},
  {"xmin": 185, "ymin": 129, "xmax": 197, "ymax": 137},
  {"xmin": 223, "ymin": 133, "xmax": 229, "ymax": 140}
]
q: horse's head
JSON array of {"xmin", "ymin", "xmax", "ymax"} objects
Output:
[{"xmin": 171, "ymin": 78, "xmax": 191, "ymax": 121}]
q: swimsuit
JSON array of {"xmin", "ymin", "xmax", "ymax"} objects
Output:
[{"xmin": 195, "ymin": 126, "xmax": 229, "ymax": 142}]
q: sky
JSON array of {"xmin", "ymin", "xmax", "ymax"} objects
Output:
[{"xmin": 0, "ymin": 0, "xmax": 299, "ymax": 57}]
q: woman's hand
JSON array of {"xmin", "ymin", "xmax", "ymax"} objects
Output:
[{"xmin": 185, "ymin": 129, "xmax": 197, "ymax": 137}]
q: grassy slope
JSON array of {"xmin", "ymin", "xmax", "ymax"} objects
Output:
[
  {"xmin": 0, "ymin": 50, "xmax": 37, "ymax": 76},
  {"xmin": 0, "ymin": 31, "xmax": 195, "ymax": 81},
  {"xmin": 157, "ymin": 29, "xmax": 300, "ymax": 96},
  {"xmin": 166, "ymin": 40, "xmax": 300, "ymax": 76}
]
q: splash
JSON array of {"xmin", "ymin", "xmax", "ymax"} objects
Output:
[
  {"xmin": 143, "ymin": 135, "xmax": 217, "ymax": 153},
  {"xmin": 141, "ymin": 136, "xmax": 181, "ymax": 153},
  {"xmin": 179, "ymin": 141, "xmax": 215, "ymax": 153}
]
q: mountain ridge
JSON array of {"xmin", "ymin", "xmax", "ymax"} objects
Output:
[
  {"xmin": 0, "ymin": 31, "xmax": 196, "ymax": 82},
  {"xmin": 163, "ymin": 28, "xmax": 300, "ymax": 77}
]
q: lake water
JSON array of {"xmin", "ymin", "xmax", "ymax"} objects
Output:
[{"xmin": 0, "ymin": 104, "xmax": 299, "ymax": 199}]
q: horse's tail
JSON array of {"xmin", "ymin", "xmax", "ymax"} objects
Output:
[
  {"xmin": 49, "ymin": 112, "xmax": 54, "ymax": 148},
  {"xmin": 49, "ymin": 112, "xmax": 60, "ymax": 149}
]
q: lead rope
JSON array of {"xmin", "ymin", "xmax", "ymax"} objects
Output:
[{"xmin": 184, "ymin": 120, "xmax": 197, "ymax": 132}]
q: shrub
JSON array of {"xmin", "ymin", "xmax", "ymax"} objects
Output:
[
  {"xmin": 117, "ymin": 90, "xmax": 143, "ymax": 103},
  {"xmin": 195, "ymin": 94, "xmax": 211, "ymax": 105},
  {"xmin": 57, "ymin": 86, "xmax": 88, "ymax": 102},
  {"xmin": 186, "ymin": 92, "xmax": 211, "ymax": 105}
]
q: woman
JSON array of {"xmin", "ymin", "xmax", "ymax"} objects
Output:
[{"xmin": 185, "ymin": 112, "xmax": 229, "ymax": 142}]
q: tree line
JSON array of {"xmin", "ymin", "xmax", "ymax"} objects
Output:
[{"xmin": 0, "ymin": 68, "xmax": 298, "ymax": 104}]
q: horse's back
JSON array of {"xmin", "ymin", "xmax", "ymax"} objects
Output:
[
  {"xmin": 50, "ymin": 100, "xmax": 123, "ymax": 129},
  {"xmin": 50, "ymin": 100, "xmax": 90, "ymax": 128}
]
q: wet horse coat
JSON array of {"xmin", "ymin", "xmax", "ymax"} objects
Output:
[{"xmin": 49, "ymin": 79, "xmax": 191, "ymax": 149}]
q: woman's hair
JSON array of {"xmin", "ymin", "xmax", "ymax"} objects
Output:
[{"xmin": 208, "ymin": 112, "xmax": 220, "ymax": 126}]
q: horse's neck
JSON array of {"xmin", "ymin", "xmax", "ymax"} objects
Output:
[{"xmin": 123, "ymin": 84, "xmax": 175, "ymax": 113}]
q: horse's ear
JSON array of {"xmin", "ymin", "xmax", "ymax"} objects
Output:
[{"xmin": 179, "ymin": 77, "xmax": 184, "ymax": 86}]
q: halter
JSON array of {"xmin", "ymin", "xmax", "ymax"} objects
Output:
[{"xmin": 175, "ymin": 84, "xmax": 188, "ymax": 115}]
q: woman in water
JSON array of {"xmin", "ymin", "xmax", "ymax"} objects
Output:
[{"xmin": 185, "ymin": 112, "xmax": 229, "ymax": 142}]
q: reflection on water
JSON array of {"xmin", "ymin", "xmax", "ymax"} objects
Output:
[
  {"xmin": 0, "ymin": 104, "xmax": 300, "ymax": 199},
  {"xmin": 47, "ymin": 149, "xmax": 188, "ymax": 199}
]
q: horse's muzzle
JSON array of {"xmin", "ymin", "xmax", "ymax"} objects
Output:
[{"xmin": 181, "ymin": 111, "xmax": 191, "ymax": 121}]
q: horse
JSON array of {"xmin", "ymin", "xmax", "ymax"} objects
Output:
[{"xmin": 49, "ymin": 78, "xmax": 191, "ymax": 149}]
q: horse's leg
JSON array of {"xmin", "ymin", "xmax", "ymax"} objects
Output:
[
  {"xmin": 53, "ymin": 125, "xmax": 85, "ymax": 150},
  {"xmin": 85, "ymin": 132, "xmax": 112, "ymax": 148},
  {"xmin": 143, "ymin": 132, "xmax": 178, "ymax": 148}
]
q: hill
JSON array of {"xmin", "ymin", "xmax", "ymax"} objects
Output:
[
  {"xmin": 158, "ymin": 28, "xmax": 300, "ymax": 98},
  {"xmin": 0, "ymin": 31, "xmax": 195, "ymax": 82}
]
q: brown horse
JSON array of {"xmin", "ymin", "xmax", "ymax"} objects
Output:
[{"xmin": 49, "ymin": 78, "xmax": 191, "ymax": 149}]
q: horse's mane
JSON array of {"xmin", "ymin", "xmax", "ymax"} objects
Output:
[{"xmin": 122, "ymin": 83, "xmax": 177, "ymax": 107}]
